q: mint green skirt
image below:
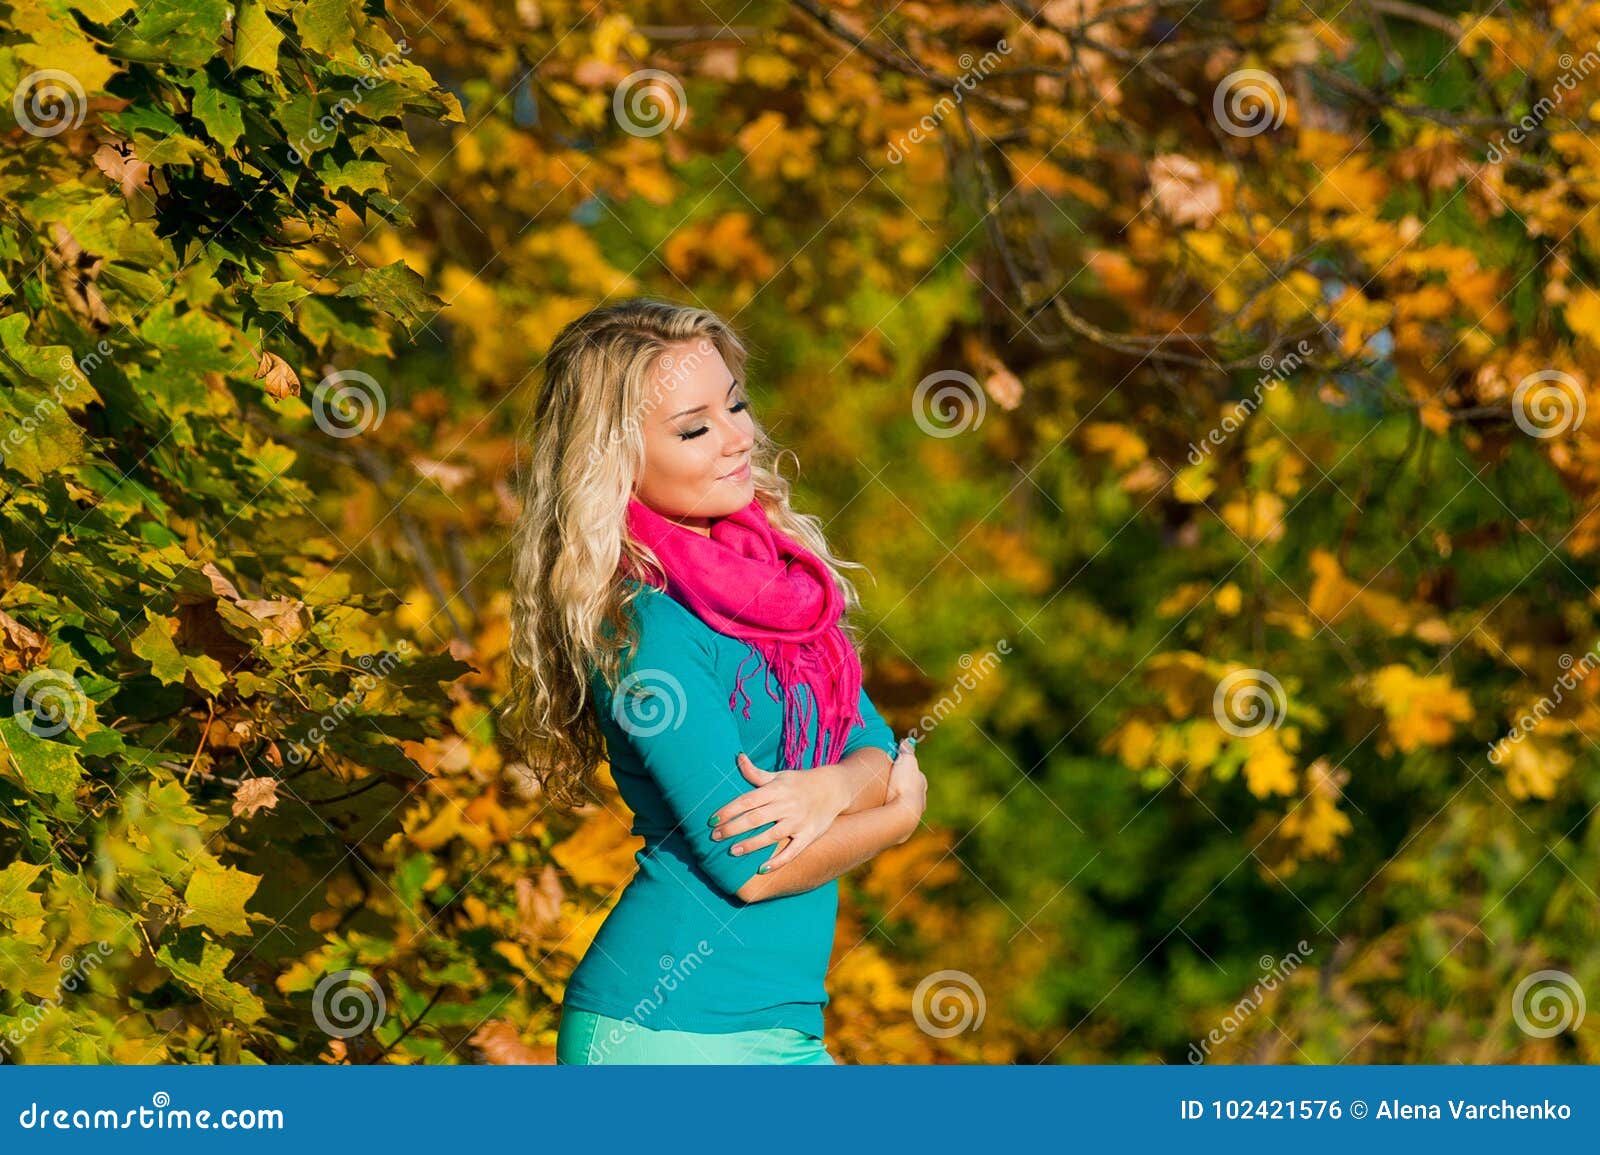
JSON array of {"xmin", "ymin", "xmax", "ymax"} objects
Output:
[{"xmin": 557, "ymin": 1007, "xmax": 837, "ymax": 1065}]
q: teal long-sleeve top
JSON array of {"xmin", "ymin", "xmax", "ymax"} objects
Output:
[{"xmin": 560, "ymin": 581, "xmax": 899, "ymax": 1039}]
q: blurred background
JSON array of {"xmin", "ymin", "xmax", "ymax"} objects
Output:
[{"xmin": 2, "ymin": 0, "xmax": 1598, "ymax": 1063}]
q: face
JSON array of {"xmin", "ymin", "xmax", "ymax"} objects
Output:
[{"xmin": 632, "ymin": 340, "xmax": 756, "ymax": 534}]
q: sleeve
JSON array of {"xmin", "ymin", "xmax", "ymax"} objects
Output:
[
  {"xmin": 592, "ymin": 605, "xmax": 777, "ymax": 898},
  {"xmin": 838, "ymin": 685, "xmax": 898, "ymax": 761}
]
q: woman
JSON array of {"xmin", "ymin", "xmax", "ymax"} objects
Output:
[{"xmin": 499, "ymin": 298, "xmax": 927, "ymax": 1065}]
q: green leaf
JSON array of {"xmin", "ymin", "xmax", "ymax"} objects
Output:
[
  {"xmin": 0, "ymin": 937, "xmax": 63, "ymax": 999},
  {"xmin": 251, "ymin": 280, "xmax": 310, "ymax": 317},
  {"xmin": 0, "ymin": 860, "xmax": 47, "ymax": 922},
  {"xmin": 233, "ymin": 0, "xmax": 283, "ymax": 75},
  {"xmin": 337, "ymin": 259, "xmax": 438, "ymax": 333},
  {"xmin": 0, "ymin": 313, "xmax": 91, "ymax": 390},
  {"xmin": 192, "ymin": 80, "xmax": 245, "ymax": 150},
  {"xmin": 318, "ymin": 157, "xmax": 389, "ymax": 196},
  {"xmin": 0, "ymin": 716, "xmax": 85, "ymax": 819},
  {"xmin": 97, "ymin": 261, "xmax": 167, "ymax": 302},
  {"xmin": 295, "ymin": 0, "xmax": 357, "ymax": 57},
  {"xmin": 155, "ymin": 928, "xmax": 266, "ymax": 1024},
  {"xmin": 298, "ymin": 295, "xmax": 392, "ymax": 354},
  {"xmin": 110, "ymin": 0, "xmax": 231, "ymax": 69},
  {"xmin": 131, "ymin": 613, "xmax": 188, "ymax": 685},
  {"xmin": 180, "ymin": 861, "xmax": 262, "ymax": 935}
]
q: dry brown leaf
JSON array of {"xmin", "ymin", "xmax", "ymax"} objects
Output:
[
  {"xmin": 255, "ymin": 351, "xmax": 301, "ymax": 400},
  {"xmin": 200, "ymin": 561, "xmax": 243, "ymax": 602},
  {"xmin": 470, "ymin": 1019, "xmax": 555, "ymax": 1064},
  {"xmin": 204, "ymin": 712, "xmax": 255, "ymax": 750},
  {"xmin": 1148, "ymin": 153, "xmax": 1221, "ymax": 227},
  {"xmin": 410, "ymin": 455, "xmax": 473, "ymax": 492},
  {"xmin": 0, "ymin": 609, "xmax": 52, "ymax": 673},
  {"xmin": 232, "ymin": 776, "xmax": 280, "ymax": 818},
  {"xmin": 47, "ymin": 223, "xmax": 110, "ymax": 329},
  {"xmin": 515, "ymin": 863, "xmax": 565, "ymax": 937},
  {"xmin": 234, "ymin": 598, "xmax": 309, "ymax": 645},
  {"xmin": 92, "ymin": 140, "xmax": 152, "ymax": 199},
  {"xmin": 983, "ymin": 364, "xmax": 1024, "ymax": 411}
]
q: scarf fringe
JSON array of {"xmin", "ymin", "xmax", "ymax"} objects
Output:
[{"xmin": 730, "ymin": 638, "xmax": 863, "ymax": 770}]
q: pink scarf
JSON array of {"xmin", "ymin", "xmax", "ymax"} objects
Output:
[{"xmin": 623, "ymin": 495, "xmax": 863, "ymax": 770}]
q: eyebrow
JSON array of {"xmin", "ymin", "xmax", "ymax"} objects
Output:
[{"xmin": 665, "ymin": 379, "xmax": 741, "ymax": 421}]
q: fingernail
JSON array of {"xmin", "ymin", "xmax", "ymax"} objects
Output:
[
  {"xmin": 731, "ymin": 846, "xmax": 742, "ymax": 855},
  {"xmin": 707, "ymin": 815, "xmax": 720, "ymax": 826},
  {"xmin": 711, "ymin": 830, "xmax": 722, "ymax": 840},
  {"xmin": 758, "ymin": 864, "xmax": 770, "ymax": 873}
]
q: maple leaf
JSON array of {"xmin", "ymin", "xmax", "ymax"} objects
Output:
[{"xmin": 232, "ymin": 776, "xmax": 281, "ymax": 818}]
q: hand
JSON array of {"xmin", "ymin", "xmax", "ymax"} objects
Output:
[
  {"xmin": 885, "ymin": 738, "xmax": 926, "ymax": 844},
  {"xmin": 709, "ymin": 753, "xmax": 853, "ymax": 873}
]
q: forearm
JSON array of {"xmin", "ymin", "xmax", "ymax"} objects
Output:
[
  {"xmin": 825, "ymin": 746, "xmax": 893, "ymax": 815},
  {"xmin": 740, "ymin": 797, "xmax": 916, "ymax": 902}
]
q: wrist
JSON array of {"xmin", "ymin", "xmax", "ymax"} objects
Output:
[
  {"xmin": 818, "ymin": 762, "xmax": 855, "ymax": 818},
  {"xmin": 885, "ymin": 793, "xmax": 921, "ymax": 844}
]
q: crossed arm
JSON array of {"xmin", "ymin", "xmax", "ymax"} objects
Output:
[
  {"xmin": 724, "ymin": 741, "xmax": 923, "ymax": 903},
  {"xmin": 596, "ymin": 615, "xmax": 925, "ymax": 907}
]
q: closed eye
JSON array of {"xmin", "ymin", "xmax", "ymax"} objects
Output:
[{"xmin": 678, "ymin": 399, "xmax": 751, "ymax": 440}]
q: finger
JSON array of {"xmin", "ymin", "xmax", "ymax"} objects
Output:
[
  {"xmin": 711, "ymin": 801, "xmax": 780, "ymax": 840},
  {"xmin": 708, "ymin": 783, "xmax": 778, "ymax": 829},
  {"xmin": 736, "ymin": 752, "xmax": 774, "ymax": 786},
  {"xmin": 729, "ymin": 823, "xmax": 790, "ymax": 856},
  {"xmin": 761, "ymin": 830, "xmax": 813, "ymax": 872}
]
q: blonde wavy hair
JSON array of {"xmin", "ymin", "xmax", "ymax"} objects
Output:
[{"xmin": 498, "ymin": 298, "xmax": 868, "ymax": 807}]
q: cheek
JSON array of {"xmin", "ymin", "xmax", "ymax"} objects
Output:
[{"xmin": 641, "ymin": 435, "xmax": 714, "ymax": 493}]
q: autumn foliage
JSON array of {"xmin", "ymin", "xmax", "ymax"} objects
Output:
[{"xmin": 3, "ymin": 0, "xmax": 1599, "ymax": 1064}]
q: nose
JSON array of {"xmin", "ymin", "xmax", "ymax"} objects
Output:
[
  {"xmin": 720, "ymin": 433, "xmax": 752, "ymax": 475},
  {"xmin": 722, "ymin": 418, "xmax": 753, "ymax": 458}
]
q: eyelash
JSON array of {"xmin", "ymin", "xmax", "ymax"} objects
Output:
[{"xmin": 678, "ymin": 399, "xmax": 750, "ymax": 441}]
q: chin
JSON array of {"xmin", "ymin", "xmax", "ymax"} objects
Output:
[{"xmin": 701, "ymin": 491, "xmax": 750, "ymax": 515}]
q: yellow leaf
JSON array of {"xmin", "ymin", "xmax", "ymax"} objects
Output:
[
  {"xmin": 550, "ymin": 811, "xmax": 642, "ymax": 890},
  {"xmin": 1220, "ymin": 490, "xmax": 1287, "ymax": 544},
  {"xmin": 1243, "ymin": 731, "xmax": 1298, "ymax": 798},
  {"xmin": 1563, "ymin": 287, "xmax": 1600, "ymax": 351},
  {"xmin": 407, "ymin": 802, "xmax": 460, "ymax": 850},
  {"xmin": 1081, "ymin": 422, "xmax": 1149, "ymax": 470},
  {"xmin": 1368, "ymin": 665, "xmax": 1474, "ymax": 752},
  {"xmin": 1494, "ymin": 735, "xmax": 1572, "ymax": 800},
  {"xmin": 1107, "ymin": 717, "xmax": 1157, "ymax": 770}
]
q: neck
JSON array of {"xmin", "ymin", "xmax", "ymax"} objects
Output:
[{"xmin": 666, "ymin": 514, "xmax": 713, "ymax": 537}]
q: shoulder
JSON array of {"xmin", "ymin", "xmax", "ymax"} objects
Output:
[
  {"xmin": 621, "ymin": 582, "xmax": 714, "ymax": 650},
  {"xmin": 592, "ymin": 582, "xmax": 716, "ymax": 699}
]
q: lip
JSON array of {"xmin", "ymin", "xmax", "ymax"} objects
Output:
[{"xmin": 722, "ymin": 461, "xmax": 751, "ymax": 482}]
